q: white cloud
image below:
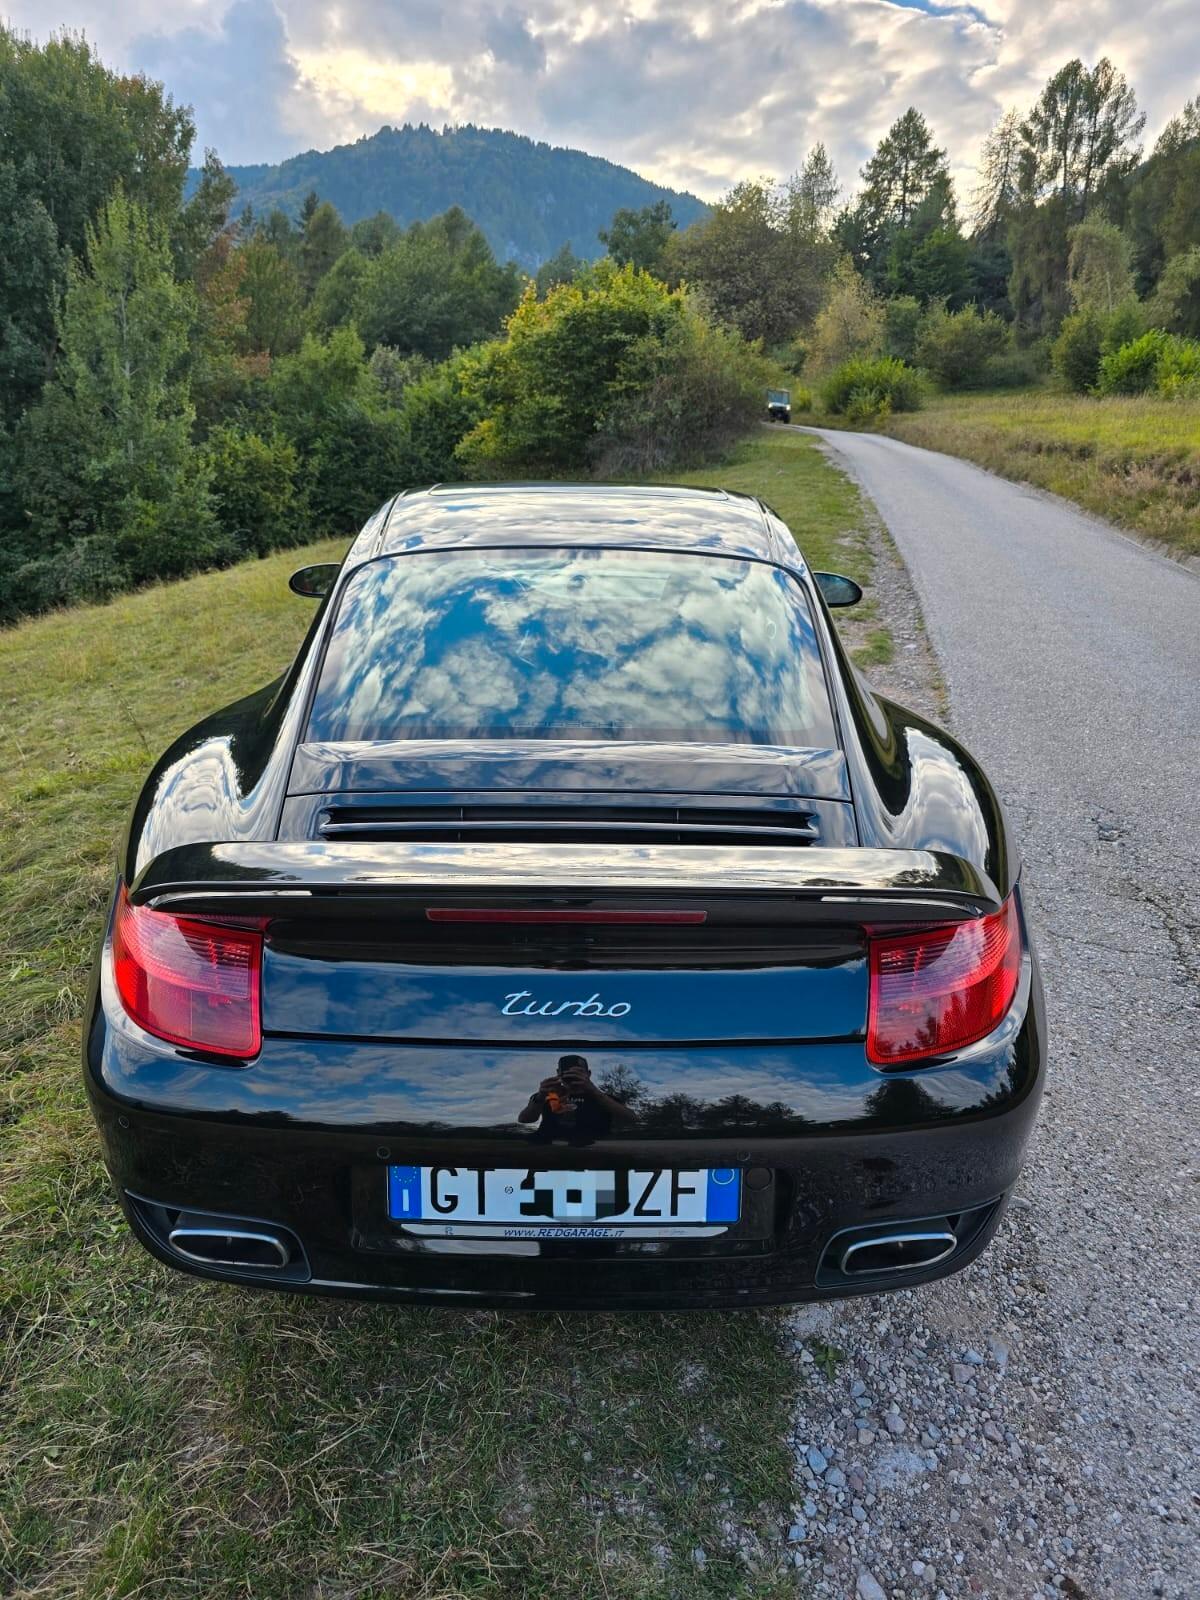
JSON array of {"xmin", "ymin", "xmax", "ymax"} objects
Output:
[{"xmin": 5, "ymin": 0, "xmax": 1193, "ymax": 194}]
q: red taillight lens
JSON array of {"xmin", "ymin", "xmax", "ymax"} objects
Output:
[
  {"xmin": 111, "ymin": 886, "xmax": 262, "ymax": 1058},
  {"xmin": 867, "ymin": 894, "xmax": 1022, "ymax": 1065}
]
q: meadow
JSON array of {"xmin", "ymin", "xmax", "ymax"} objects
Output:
[{"xmin": 0, "ymin": 430, "xmax": 873, "ymax": 1600}]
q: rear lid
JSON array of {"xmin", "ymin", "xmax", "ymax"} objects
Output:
[
  {"xmin": 286, "ymin": 739, "xmax": 852, "ymax": 803},
  {"xmin": 130, "ymin": 840, "xmax": 1001, "ymax": 1048}
]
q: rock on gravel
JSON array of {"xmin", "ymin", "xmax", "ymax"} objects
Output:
[{"xmin": 780, "ymin": 431, "xmax": 1199, "ymax": 1600}]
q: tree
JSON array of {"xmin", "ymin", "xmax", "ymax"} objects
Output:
[
  {"xmin": 174, "ymin": 149, "xmax": 237, "ymax": 279},
  {"xmin": 598, "ymin": 200, "xmax": 676, "ymax": 275},
  {"xmin": 535, "ymin": 242, "xmax": 583, "ymax": 297},
  {"xmin": 350, "ymin": 211, "xmax": 402, "ymax": 256},
  {"xmin": 0, "ymin": 166, "xmax": 65, "ymax": 428},
  {"xmin": 1008, "ymin": 59, "xmax": 1144, "ymax": 339},
  {"xmin": 300, "ymin": 200, "xmax": 349, "ymax": 297},
  {"xmin": 1020, "ymin": 58, "xmax": 1144, "ymax": 216},
  {"xmin": 1066, "ymin": 218, "xmax": 1135, "ymax": 313},
  {"xmin": 0, "ymin": 27, "xmax": 194, "ymax": 262},
  {"xmin": 837, "ymin": 109, "xmax": 954, "ymax": 291},
  {"xmin": 353, "ymin": 209, "xmax": 522, "ymax": 358},
  {"xmin": 0, "ymin": 26, "xmax": 197, "ymax": 428},
  {"xmin": 12, "ymin": 190, "xmax": 219, "ymax": 613},
  {"xmin": 973, "ymin": 110, "xmax": 1023, "ymax": 237},
  {"xmin": 267, "ymin": 327, "xmax": 408, "ymax": 531},
  {"xmin": 885, "ymin": 174, "xmax": 970, "ymax": 304},
  {"xmin": 310, "ymin": 248, "xmax": 370, "ymax": 332},
  {"xmin": 1147, "ymin": 246, "xmax": 1200, "ymax": 337},
  {"xmin": 807, "ymin": 256, "xmax": 884, "ymax": 370},
  {"xmin": 1124, "ymin": 98, "xmax": 1200, "ymax": 292},
  {"xmin": 239, "ymin": 237, "xmax": 305, "ymax": 354},
  {"xmin": 666, "ymin": 163, "xmax": 838, "ymax": 345}
]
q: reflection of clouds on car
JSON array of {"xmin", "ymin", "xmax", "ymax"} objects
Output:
[{"xmin": 306, "ymin": 548, "xmax": 836, "ymax": 749}]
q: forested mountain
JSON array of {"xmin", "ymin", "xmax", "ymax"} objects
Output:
[{"xmin": 195, "ymin": 124, "xmax": 709, "ymax": 267}]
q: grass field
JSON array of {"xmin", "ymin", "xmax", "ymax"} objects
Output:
[
  {"xmin": 877, "ymin": 387, "xmax": 1200, "ymax": 561},
  {"xmin": 0, "ymin": 431, "xmax": 870, "ymax": 1600}
]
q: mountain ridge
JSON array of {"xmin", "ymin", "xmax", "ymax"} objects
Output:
[{"xmin": 192, "ymin": 123, "xmax": 710, "ymax": 268}]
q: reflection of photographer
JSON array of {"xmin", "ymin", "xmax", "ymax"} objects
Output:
[{"xmin": 518, "ymin": 1056, "xmax": 637, "ymax": 1143}]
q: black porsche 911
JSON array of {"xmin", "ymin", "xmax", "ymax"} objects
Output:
[{"xmin": 85, "ymin": 482, "xmax": 1045, "ymax": 1309}]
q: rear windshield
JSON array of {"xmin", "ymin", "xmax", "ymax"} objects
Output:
[{"xmin": 306, "ymin": 548, "xmax": 837, "ymax": 747}]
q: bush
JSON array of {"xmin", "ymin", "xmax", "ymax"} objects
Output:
[
  {"xmin": 204, "ymin": 427, "xmax": 308, "ymax": 557},
  {"xmin": 979, "ymin": 348, "xmax": 1046, "ymax": 388},
  {"xmin": 843, "ymin": 388, "xmax": 891, "ymax": 426},
  {"xmin": 455, "ymin": 261, "xmax": 769, "ymax": 477},
  {"xmin": 914, "ymin": 305, "xmax": 1010, "ymax": 388},
  {"xmin": 588, "ymin": 312, "xmax": 774, "ymax": 476},
  {"xmin": 1153, "ymin": 335, "xmax": 1200, "ymax": 399},
  {"xmin": 1096, "ymin": 330, "xmax": 1171, "ymax": 396},
  {"xmin": 821, "ymin": 355, "xmax": 923, "ymax": 415},
  {"xmin": 790, "ymin": 386, "xmax": 814, "ymax": 413},
  {"xmin": 1052, "ymin": 308, "xmax": 1104, "ymax": 393}
]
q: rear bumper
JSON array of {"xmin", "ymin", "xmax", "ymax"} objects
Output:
[{"xmin": 84, "ymin": 956, "xmax": 1045, "ymax": 1310}]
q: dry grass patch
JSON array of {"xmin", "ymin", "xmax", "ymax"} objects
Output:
[{"xmin": 880, "ymin": 389, "xmax": 1200, "ymax": 560}]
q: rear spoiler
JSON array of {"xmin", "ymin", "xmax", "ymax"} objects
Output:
[{"xmin": 129, "ymin": 842, "xmax": 1003, "ymax": 926}]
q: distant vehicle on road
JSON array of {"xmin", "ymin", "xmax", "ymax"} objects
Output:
[
  {"xmin": 86, "ymin": 482, "xmax": 1044, "ymax": 1310},
  {"xmin": 767, "ymin": 387, "xmax": 792, "ymax": 423}
]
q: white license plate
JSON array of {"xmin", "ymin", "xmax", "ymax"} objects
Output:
[{"xmin": 387, "ymin": 1165, "xmax": 741, "ymax": 1238}]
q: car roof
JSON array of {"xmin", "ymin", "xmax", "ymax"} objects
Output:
[{"xmin": 345, "ymin": 482, "xmax": 807, "ymax": 574}]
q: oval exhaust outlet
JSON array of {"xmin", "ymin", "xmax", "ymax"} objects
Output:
[
  {"xmin": 839, "ymin": 1229, "xmax": 957, "ymax": 1276},
  {"xmin": 168, "ymin": 1223, "xmax": 290, "ymax": 1270}
]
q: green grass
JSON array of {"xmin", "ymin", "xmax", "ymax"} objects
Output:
[
  {"xmin": 877, "ymin": 386, "xmax": 1200, "ymax": 560},
  {"xmin": 0, "ymin": 431, "xmax": 872, "ymax": 1599}
]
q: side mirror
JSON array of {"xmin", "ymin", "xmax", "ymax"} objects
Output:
[
  {"xmin": 814, "ymin": 571, "xmax": 863, "ymax": 608},
  {"xmin": 289, "ymin": 563, "xmax": 340, "ymax": 599}
]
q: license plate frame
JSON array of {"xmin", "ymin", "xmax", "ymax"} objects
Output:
[{"xmin": 386, "ymin": 1164, "xmax": 742, "ymax": 1238}]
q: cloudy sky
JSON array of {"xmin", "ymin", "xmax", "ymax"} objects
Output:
[{"xmin": 6, "ymin": 1, "xmax": 1195, "ymax": 200}]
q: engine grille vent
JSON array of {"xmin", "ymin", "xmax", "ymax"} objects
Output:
[{"xmin": 317, "ymin": 803, "xmax": 820, "ymax": 848}]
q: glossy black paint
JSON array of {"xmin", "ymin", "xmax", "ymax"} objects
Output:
[{"xmin": 88, "ymin": 482, "xmax": 1045, "ymax": 1309}]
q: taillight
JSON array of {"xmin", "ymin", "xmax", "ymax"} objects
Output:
[
  {"xmin": 111, "ymin": 885, "xmax": 262, "ymax": 1058},
  {"xmin": 867, "ymin": 894, "xmax": 1022, "ymax": 1065}
]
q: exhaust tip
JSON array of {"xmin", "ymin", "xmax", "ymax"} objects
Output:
[
  {"xmin": 168, "ymin": 1221, "xmax": 291, "ymax": 1270},
  {"xmin": 839, "ymin": 1228, "xmax": 957, "ymax": 1276},
  {"xmin": 126, "ymin": 1193, "xmax": 311, "ymax": 1282}
]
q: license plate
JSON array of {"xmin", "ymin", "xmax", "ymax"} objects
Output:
[{"xmin": 387, "ymin": 1165, "xmax": 741, "ymax": 1238}]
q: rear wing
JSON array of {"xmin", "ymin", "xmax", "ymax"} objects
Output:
[{"xmin": 129, "ymin": 841, "xmax": 1002, "ymax": 926}]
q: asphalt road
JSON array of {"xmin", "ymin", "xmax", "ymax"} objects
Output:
[{"xmin": 789, "ymin": 428, "xmax": 1199, "ymax": 1599}]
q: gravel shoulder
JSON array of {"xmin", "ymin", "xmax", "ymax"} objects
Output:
[{"xmin": 779, "ymin": 427, "xmax": 1199, "ymax": 1600}]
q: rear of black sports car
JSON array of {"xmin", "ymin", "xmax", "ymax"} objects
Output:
[{"xmin": 84, "ymin": 485, "xmax": 1045, "ymax": 1309}]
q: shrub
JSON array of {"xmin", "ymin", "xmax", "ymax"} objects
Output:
[
  {"xmin": 455, "ymin": 262, "xmax": 769, "ymax": 477},
  {"xmin": 1052, "ymin": 308, "xmax": 1104, "ymax": 392},
  {"xmin": 821, "ymin": 355, "xmax": 923, "ymax": 415},
  {"xmin": 1101, "ymin": 300, "xmax": 1145, "ymax": 356},
  {"xmin": 1154, "ymin": 335, "xmax": 1200, "ymax": 398},
  {"xmin": 843, "ymin": 387, "xmax": 891, "ymax": 426},
  {"xmin": 980, "ymin": 348, "xmax": 1046, "ymax": 388},
  {"xmin": 790, "ymin": 386, "xmax": 814, "ymax": 413},
  {"xmin": 1096, "ymin": 330, "xmax": 1171, "ymax": 396},
  {"xmin": 204, "ymin": 427, "xmax": 308, "ymax": 557},
  {"xmin": 914, "ymin": 305, "xmax": 1010, "ymax": 389},
  {"xmin": 588, "ymin": 311, "xmax": 773, "ymax": 476}
]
